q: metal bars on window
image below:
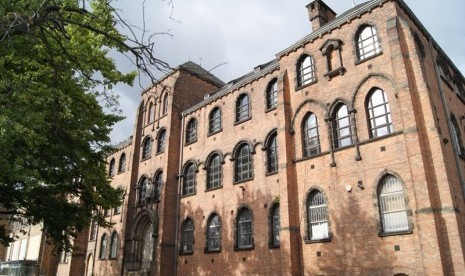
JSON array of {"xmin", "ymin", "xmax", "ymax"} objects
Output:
[
  {"xmin": 357, "ymin": 26, "xmax": 381, "ymax": 61},
  {"xmin": 367, "ymin": 88, "xmax": 393, "ymax": 138},
  {"xmin": 207, "ymin": 215, "xmax": 221, "ymax": 251},
  {"xmin": 236, "ymin": 94, "xmax": 250, "ymax": 122},
  {"xmin": 209, "ymin": 107, "xmax": 221, "ymax": 134},
  {"xmin": 266, "ymin": 80, "xmax": 278, "ymax": 109},
  {"xmin": 303, "ymin": 113, "xmax": 321, "ymax": 156},
  {"xmin": 298, "ymin": 55, "xmax": 316, "ymax": 86},
  {"xmin": 182, "ymin": 163, "xmax": 196, "ymax": 196},
  {"xmin": 379, "ymin": 175, "xmax": 408, "ymax": 233},
  {"xmin": 235, "ymin": 144, "xmax": 253, "ymax": 182},
  {"xmin": 334, "ymin": 104, "xmax": 353, "ymax": 148},
  {"xmin": 237, "ymin": 209, "xmax": 253, "ymax": 249},
  {"xmin": 207, "ymin": 154, "xmax": 222, "ymax": 189},
  {"xmin": 307, "ymin": 191, "xmax": 329, "ymax": 240}
]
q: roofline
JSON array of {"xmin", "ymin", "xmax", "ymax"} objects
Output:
[
  {"xmin": 277, "ymin": 0, "xmax": 380, "ymax": 58},
  {"xmin": 182, "ymin": 60, "xmax": 280, "ymax": 116}
]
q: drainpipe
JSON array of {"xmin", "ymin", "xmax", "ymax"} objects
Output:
[
  {"xmin": 173, "ymin": 113, "xmax": 186, "ymax": 275},
  {"xmin": 427, "ymin": 39, "xmax": 465, "ymax": 200}
]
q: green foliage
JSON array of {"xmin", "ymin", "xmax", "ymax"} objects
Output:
[{"xmin": 0, "ymin": 0, "xmax": 144, "ymax": 251}]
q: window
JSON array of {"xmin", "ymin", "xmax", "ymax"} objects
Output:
[
  {"xmin": 185, "ymin": 119, "xmax": 197, "ymax": 144},
  {"xmin": 139, "ymin": 177, "xmax": 150, "ymax": 204},
  {"xmin": 153, "ymin": 171, "xmax": 163, "ymax": 201},
  {"xmin": 114, "ymin": 204, "xmax": 122, "ymax": 215},
  {"xmin": 207, "ymin": 154, "xmax": 222, "ymax": 190},
  {"xmin": 236, "ymin": 208, "xmax": 253, "ymax": 250},
  {"xmin": 451, "ymin": 115, "xmax": 463, "ymax": 156},
  {"xmin": 266, "ymin": 79, "xmax": 278, "ymax": 109},
  {"xmin": 266, "ymin": 132, "xmax": 278, "ymax": 173},
  {"xmin": 367, "ymin": 88, "xmax": 393, "ymax": 138},
  {"xmin": 108, "ymin": 158, "xmax": 115, "ymax": 177},
  {"xmin": 209, "ymin": 107, "xmax": 222, "ymax": 134},
  {"xmin": 182, "ymin": 163, "xmax": 196, "ymax": 196},
  {"xmin": 147, "ymin": 102, "xmax": 155, "ymax": 124},
  {"xmin": 157, "ymin": 129, "xmax": 166, "ymax": 153},
  {"xmin": 141, "ymin": 224, "xmax": 153, "ymax": 270},
  {"xmin": 378, "ymin": 175, "xmax": 409, "ymax": 233},
  {"xmin": 270, "ymin": 204, "xmax": 280, "ymax": 247},
  {"xmin": 59, "ymin": 250, "xmax": 69, "ymax": 263},
  {"xmin": 118, "ymin": 153, "xmax": 126, "ymax": 173},
  {"xmin": 162, "ymin": 93, "xmax": 168, "ymax": 115},
  {"xmin": 236, "ymin": 94, "xmax": 250, "ymax": 123},
  {"xmin": 297, "ymin": 55, "xmax": 316, "ymax": 87},
  {"xmin": 307, "ymin": 190, "xmax": 329, "ymax": 241},
  {"xmin": 333, "ymin": 104, "xmax": 353, "ymax": 148},
  {"xmin": 99, "ymin": 234, "xmax": 107, "ymax": 259},
  {"xmin": 234, "ymin": 143, "xmax": 253, "ymax": 182},
  {"xmin": 110, "ymin": 232, "xmax": 118, "ymax": 259},
  {"xmin": 142, "ymin": 137, "xmax": 152, "ymax": 159},
  {"xmin": 90, "ymin": 220, "xmax": 98, "ymax": 241},
  {"xmin": 356, "ymin": 25, "xmax": 381, "ymax": 61},
  {"xmin": 303, "ymin": 113, "xmax": 320, "ymax": 156},
  {"xmin": 104, "ymin": 209, "xmax": 111, "ymax": 217},
  {"xmin": 207, "ymin": 214, "xmax": 221, "ymax": 252},
  {"xmin": 181, "ymin": 219, "xmax": 194, "ymax": 254}
]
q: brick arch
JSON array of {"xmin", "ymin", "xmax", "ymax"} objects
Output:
[
  {"xmin": 371, "ymin": 170, "xmax": 413, "ymax": 234},
  {"xmin": 230, "ymin": 140, "xmax": 256, "ymax": 161},
  {"xmin": 351, "ymin": 73, "xmax": 396, "ymax": 107},
  {"xmin": 290, "ymin": 99, "xmax": 327, "ymax": 134},
  {"xmin": 302, "ymin": 185, "xmax": 332, "ymax": 241},
  {"xmin": 326, "ymin": 98, "xmax": 352, "ymax": 118}
]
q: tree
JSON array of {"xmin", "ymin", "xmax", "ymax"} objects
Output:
[{"xmin": 0, "ymin": 0, "xmax": 169, "ymax": 251}]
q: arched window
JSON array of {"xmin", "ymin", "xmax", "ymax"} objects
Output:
[
  {"xmin": 367, "ymin": 88, "xmax": 393, "ymax": 138},
  {"xmin": 266, "ymin": 79, "xmax": 278, "ymax": 109},
  {"xmin": 153, "ymin": 171, "xmax": 163, "ymax": 201},
  {"xmin": 157, "ymin": 129, "xmax": 166, "ymax": 153},
  {"xmin": 207, "ymin": 154, "xmax": 222, "ymax": 190},
  {"xmin": 209, "ymin": 107, "xmax": 222, "ymax": 134},
  {"xmin": 99, "ymin": 234, "xmax": 107, "ymax": 259},
  {"xmin": 266, "ymin": 132, "xmax": 278, "ymax": 173},
  {"xmin": 89, "ymin": 220, "xmax": 98, "ymax": 241},
  {"xmin": 147, "ymin": 102, "xmax": 155, "ymax": 124},
  {"xmin": 236, "ymin": 94, "xmax": 250, "ymax": 123},
  {"xmin": 185, "ymin": 118, "xmax": 197, "ymax": 144},
  {"xmin": 141, "ymin": 224, "xmax": 153, "ymax": 270},
  {"xmin": 451, "ymin": 115, "xmax": 463, "ymax": 156},
  {"xmin": 181, "ymin": 219, "xmax": 194, "ymax": 254},
  {"xmin": 206, "ymin": 214, "xmax": 221, "ymax": 252},
  {"xmin": 297, "ymin": 55, "xmax": 316, "ymax": 87},
  {"xmin": 302, "ymin": 113, "xmax": 320, "ymax": 156},
  {"xmin": 356, "ymin": 25, "xmax": 381, "ymax": 61},
  {"xmin": 142, "ymin": 137, "xmax": 152, "ymax": 159},
  {"xmin": 110, "ymin": 232, "xmax": 118, "ymax": 259},
  {"xmin": 270, "ymin": 203, "xmax": 280, "ymax": 247},
  {"xmin": 378, "ymin": 175, "xmax": 409, "ymax": 233},
  {"xmin": 118, "ymin": 153, "xmax": 126, "ymax": 173},
  {"xmin": 234, "ymin": 143, "xmax": 253, "ymax": 182},
  {"xmin": 139, "ymin": 177, "xmax": 150, "ymax": 204},
  {"xmin": 182, "ymin": 163, "xmax": 196, "ymax": 196},
  {"xmin": 333, "ymin": 104, "xmax": 353, "ymax": 148},
  {"xmin": 307, "ymin": 190, "xmax": 329, "ymax": 240},
  {"xmin": 162, "ymin": 93, "xmax": 169, "ymax": 115},
  {"xmin": 236, "ymin": 207, "xmax": 253, "ymax": 249},
  {"xmin": 108, "ymin": 158, "xmax": 115, "ymax": 177}
]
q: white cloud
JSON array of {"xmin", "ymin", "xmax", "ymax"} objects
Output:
[{"xmin": 109, "ymin": 0, "xmax": 465, "ymax": 143}]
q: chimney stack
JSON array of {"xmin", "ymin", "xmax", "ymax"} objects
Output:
[{"xmin": 306, "ymin": 0, "xmax": 337, "ymax": 31}]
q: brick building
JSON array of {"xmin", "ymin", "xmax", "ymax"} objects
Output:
[{"xmin": 3, "ymin": 0, "xmax": 465, "ymax": 275}]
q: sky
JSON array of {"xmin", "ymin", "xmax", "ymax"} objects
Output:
[{"xmin": 109, "ymin": 0, "xmax": 465, "ymax": 143}]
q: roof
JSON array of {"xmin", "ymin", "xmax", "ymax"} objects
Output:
[
  {"xmin": 142, "ymin": 61, "xmax": 225, "ymax": 94},
  {"xmin": 178, "ymin": 61, "xmax": 225, "ymax": 88},
  {"xmin": 183, "ymin": 59, "xmax": 279, "ymax": 116}
]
